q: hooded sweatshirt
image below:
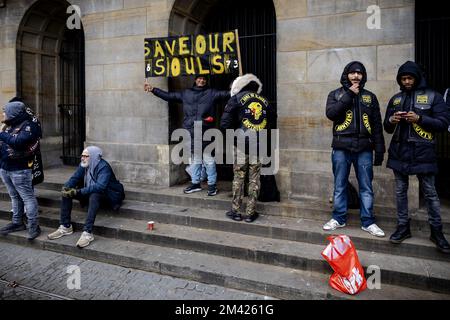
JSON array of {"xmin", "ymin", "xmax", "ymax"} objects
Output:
[
  {"xmin": 383, "ymin": 61, "xmax": 450, "ymax": 174},
  {"xmin": 64, "ymin": 146, "xmax": 125, "ymax": 207},
  {"xmin": 326, "ymin": 61, "xmax": 385, "ymax": 154},
  {"xmin": 84, "ymin": 146, "xmax": 103, "ymax": 189}
]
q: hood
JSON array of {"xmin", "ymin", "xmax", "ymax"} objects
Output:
[
  {"xmin": 3, "ymin": 101, "xmax": 27, "ymax": 125},
  {"xmin": 396, "ymin": 60, "xmax": 427, "ymax": 91},
  {"xmin": 230, "ymin": 73, "xmax": 262, "ymax": 97},
  {"xmin": 4, "ymin": 101, "xmax": 26, "ymax": 120},
  {"xmin": 84, "ymin": 146, "xmax": 103, "ymax": 188},
  {"xmin": 340, "ymin": 61, "xmax": 367, "ymax": 90}
]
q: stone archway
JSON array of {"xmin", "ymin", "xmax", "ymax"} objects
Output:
[{"xmin": 16, "ymin": 0, "xmax": 85, "ymax": 167}]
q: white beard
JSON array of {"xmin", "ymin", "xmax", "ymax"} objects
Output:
[{"xmin": 81, "ymin": 161, "xmax": 89, "ymax": 168}]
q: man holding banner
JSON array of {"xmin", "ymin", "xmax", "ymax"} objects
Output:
[
  {"xmin": 145, "ymin": 76, "xmax": 229, "ymax": 196},
  {"xmin": 144, "ymin": 30, "xmax": 240, "ymax": 196}
]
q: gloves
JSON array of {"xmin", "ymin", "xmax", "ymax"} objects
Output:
[
  {"xmin": 373, "ymin": 152, "xmax": 384, "ymax": 166},
  {"xmin": 62, "ymin": 187, "xmax": 78, "ymax": 198}
]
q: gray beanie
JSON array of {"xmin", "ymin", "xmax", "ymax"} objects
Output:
[{"xmin": 3, "ymin": 101, "xmax": 26, "ymax": 121}]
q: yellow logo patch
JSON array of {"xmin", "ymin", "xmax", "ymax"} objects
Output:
[
  {"xmin": 362, "ymin": 95, "xmax": 372, "ymax": 104},
  {"xmin": 393, "ymin": 97, "xmax": 402, "ymax": 106},
  {"xmin": 416, "ymin": 95, "xmax": 428, "ymax": 104}
]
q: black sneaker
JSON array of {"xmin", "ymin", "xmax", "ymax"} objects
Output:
[
  {"xmin": 226, "ymin": 210, "xmax": 242, "ymax": 221},
  {"xmin": 184, "ymin": 183, "xmax": 202, "ymax": 194},
  {"xmin": 0, "ymin": 222, "xmax": 26, "ymax": 235},
  {"xmin": 27, "ymin": 225, "xmax": 41, "ymax": 241},
  {"xmin": 207, "ymin": 184, "xmax": 218, "ymax": 196},
  {"xmin": 389, "ymin": 222, "xmax": 411, "ymax": 244},
  {"xmin": 244, "ymin": 212, "xmax": 259, "ymax": 223}
]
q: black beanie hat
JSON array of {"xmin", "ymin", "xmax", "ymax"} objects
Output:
[{"xmin": 348, "ymin": 62, "xmax": 364, "ymax": 73}]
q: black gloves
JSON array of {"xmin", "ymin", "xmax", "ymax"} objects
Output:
[
  {"xmin": 373, "ymin": 152, "xmax": 384, "ymax": 166},
  {"xmin": 62, "ymin": 187, "xmax": 78, "ymax": 198}
]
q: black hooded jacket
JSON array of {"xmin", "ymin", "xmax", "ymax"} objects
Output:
[
  {"xmin": 220, "ymin": 74, "xmax": 275, "ymax": 155},
  {"xmin": 383, "ymin": 61, "xmax": 450, "ymax": 175},
  {"xmin": 0, "ymin": 107, "xmax": 42, "ymax": 171},
  {"xmin": 326, "ymin": 61, "xmax": 385, "ymax": 154}
]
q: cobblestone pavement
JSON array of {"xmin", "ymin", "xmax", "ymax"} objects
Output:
[{"xmin": 0, "ymin": 242, "xmax": 274, "ymax": 300}]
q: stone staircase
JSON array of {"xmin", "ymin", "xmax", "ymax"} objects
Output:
[{"xmin": 0, "ymin": 166, "xmax": 449, "ymax": 300}]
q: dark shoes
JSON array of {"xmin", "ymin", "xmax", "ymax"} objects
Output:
[
  {"xmin": 207, "ymin": 184, "xmax": 218, "ymax": 196},
  {"xmin": 27, "ymin": 225, "xmax": 41, "ymax": 241},
  {"xmin": 389, "ymin": 222, "xmax": 412, "ymax": 244},
  {"xmin": 390, "ymin": 221, "xmax": 450, "ymax": 254},
  {"xmin": 430, "ymin": 225, "xmax": 450, "ymax": 254},
  {"xmin": 0, "ymin": 222, "xmax": 26, "ymax": 235},
  {"xmin": 226, "ymin": 210, "xmax": 242, "ymax": 221},
  {"xmin": 226, "ymin": 210, "xmax": 259, "ymax": 223},
  {"xmin": 0, "ymin": 222, "xmax": 41, "ymax": 240},
  {"xmin": 184, "ymin": 183, "xmax": 202, "ymax": 194},
  {"xmin": 244, "ymin": 212, "xmax": 259, "ymax": 223}
]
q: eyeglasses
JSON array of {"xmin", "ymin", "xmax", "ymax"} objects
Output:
[{"xmin": 81, "ymin": 155, "xmax": 89, "ymax": 158}]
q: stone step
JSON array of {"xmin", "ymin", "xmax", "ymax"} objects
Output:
[
  {"xmin": 32, "ymin": 181, "xmax": 450, "ymax": 232},
  {"xmin": 2, "ymin": 204, "xmax": 450, "ymax": 294},
  {"xmin": 1, "ymin": 221, "xmax": 448, "ymax": 300},
  {"xmin": 1, "ymin": 188, "xmax": 449, "ymax": 264}
]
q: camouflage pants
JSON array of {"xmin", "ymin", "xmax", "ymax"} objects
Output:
[{"xmin": 232, "ymin": 153, "xmax": 261, "ymax": 216}]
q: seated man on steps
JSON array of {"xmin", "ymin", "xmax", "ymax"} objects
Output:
[{"xmin": 47, "ymin": 146, "xmax": 125, "ymax": 248}]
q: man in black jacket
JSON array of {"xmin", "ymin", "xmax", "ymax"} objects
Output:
[
  {"xmin": 0, "ymin": 101, "xmax": 41, "ymax": 240},
  {"xmin": 220, "ymin": 73, "xmax": 274, "ymax": 222},
  {"xmin": 145, "ymin": 76, "xmax": 229, "ymax": 196},
  {"xmin": 384, "ymin": 61, "xmax": 450, "ymax": 253},
  {"xmin": 324, "ymin": 61, "xmax": 386, "ymax": 237}
]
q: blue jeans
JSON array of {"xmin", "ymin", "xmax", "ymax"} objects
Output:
[
  {"xmin": 393, "ymin": 170, "xmax": 442, "ymax": 228},
  {"xmin": 331, "ymin": 149, "xmax": 376, "ymax": 228},
  {"xmin": 191, "ymin": 153, "xmax": 217, "ymax": 186},
  {"xmin": 0, "ymin": 169, "xmax": 39, "ymax": 226},
  {"xmin": 60, "ymin": 193, "xmax": 107, "ymax": 233}
]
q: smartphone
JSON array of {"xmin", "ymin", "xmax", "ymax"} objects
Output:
[{"xmin": 397, "ymin": 111, "xmax": 407, "ymax": 118}]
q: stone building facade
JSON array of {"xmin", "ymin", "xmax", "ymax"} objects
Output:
[{"xmin": 0, "ymin": 0, "xmax": 422, "ymax": 208}]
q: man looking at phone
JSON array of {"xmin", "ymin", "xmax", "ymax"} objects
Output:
[{"xmin": 384, "ymin": 61, "xmax": 450, "ymax": 253}]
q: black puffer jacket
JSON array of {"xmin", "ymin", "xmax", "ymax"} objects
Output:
[
  {"xmin": 383, "ymin": 61, "xmax": 450, "ymax": 174},
  {"xmin": 326, "ymin": 61, "xmax": 385, "ymax": 154},
  {"xmin": 152, "ymin": 85, "xmax": 229, "ymax": 135}
]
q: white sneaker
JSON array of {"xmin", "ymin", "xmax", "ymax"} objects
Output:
[
  {"xmin": 76, "ymin": 231, "xmax": 94, "ymax": 248},
  {"xmin": 47, "ymin": 225, "xmax": 73, "ymax": 240},
  {"xmin": 323, "ymin": 218, "xmax": 346, "ymax": 231},
  {"xmin": 362, "ymin": 224, "xmax": 385, "ymax": 237}
]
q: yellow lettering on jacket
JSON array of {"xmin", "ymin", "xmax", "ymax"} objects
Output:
[
  {"xmin": 363, "ymin": 113, "xmax": 372, "ymax": 134},
  {"xmin": 412, "ymin": 123, "xmax": 433, "ymax": 140},
  {"xmin": 335, "ymin": 110, "xmax": 353, "ymax": 132}
]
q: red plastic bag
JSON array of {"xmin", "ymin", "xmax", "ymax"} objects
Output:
[{"xmin": 321, "ymin": 235, "xmax": 367, "ymax": 295}]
